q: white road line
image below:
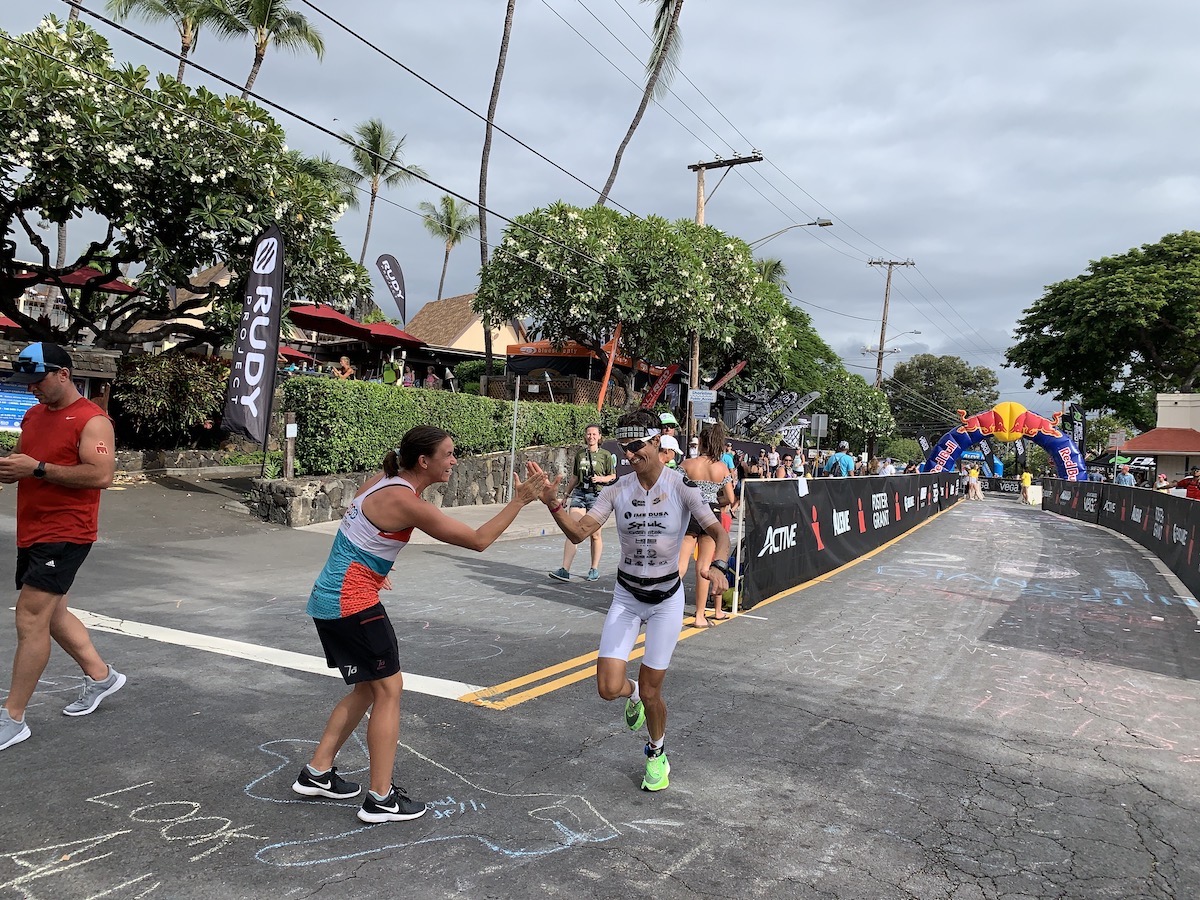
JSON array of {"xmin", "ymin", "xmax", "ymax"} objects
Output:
[{"xmin": 67, "ymin": 608, "xmax": 485, "ymax": 701}]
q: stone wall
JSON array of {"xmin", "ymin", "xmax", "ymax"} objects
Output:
[
  {"xmin": 117, "ymin": 449, "xmax": 232, "ymax": 472},
  {"xmin": 248, "ymin": 445, "xmax": 577, "ymax": 527}
]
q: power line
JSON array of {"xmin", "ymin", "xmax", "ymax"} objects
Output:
[
  {"xmin": 4, "ymin": 30, "xmax": 598, "ymax": 294},
  {"xmin": 290, "ymin": 0, "xmax": 640, "ymax": 218},
  {"xmin": 784, "ymin": 292, "xmax": 878, "ymax": 322},
  {"xmin": 535, "ymin": 0, "xmax": 725, "ymax": 163},
  {"xmin": 51, "ymin": 4, "xmax": 616, "ymax": 281}
]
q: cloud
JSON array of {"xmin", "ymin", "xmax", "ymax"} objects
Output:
[{"xmin": 9, "ymin": 0, "xmax": 1200, "ymax": 405}]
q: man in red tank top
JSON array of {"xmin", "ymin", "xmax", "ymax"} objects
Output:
[{"xmin": 0, "ymin": 343, "xmax": 124, "ymax": 752}]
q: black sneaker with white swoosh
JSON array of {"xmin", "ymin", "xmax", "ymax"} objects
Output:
[
  {"xmin": 357, "ymin": 784, "xmax": 428, "ymax": 823},
  {"xmin": 292, "ymin": 766, "xmax": 361, "ymax": 799}
]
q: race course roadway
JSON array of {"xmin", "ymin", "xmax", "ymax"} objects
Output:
[{"xmin": 0, "ymin": 482, "xmax": 1197, "ymax": 899}]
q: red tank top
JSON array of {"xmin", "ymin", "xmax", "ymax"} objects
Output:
[{"xmin": 16, "ymin": 396, "xmax": 109, "ymax": 547}]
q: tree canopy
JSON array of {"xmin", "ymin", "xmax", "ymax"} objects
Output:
[
  {"xmin": 0, "ymin": 17, "xmax": 370, "ymax": 348},
  {"xmin": 475, "ymin": 201, "xmax": 790, "ymax": 399},
  {"xmin": 1006, "ymin": 231, "xmax": 1200, "ymax": 430},
  {"xmin": 814, "ymin": 368, "xmax": 895, "ymax": 453},
  {"xmin": 885, "ymin": 353, "xmax": 999, "ymax": 436}
]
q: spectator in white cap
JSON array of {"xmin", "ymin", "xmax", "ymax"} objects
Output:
[
  {"xmin": 659, "ymin": 412, "xmax": 681, "ymax": 465},
  {"xmin": 688, "ymin": 436, "xmax": 700, "ymax": 459},
  {"xmin": 658, "ymin": 434, "xmax": 682, "ymax": 469}
]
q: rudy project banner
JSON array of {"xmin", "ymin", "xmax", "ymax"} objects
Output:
[
  {"xmin": 375, "ymin": 254, "xmax": 407, "ymax": 324},
  {"xmin": 222, "ymin": 224, "xmax": 284, "ymax": 445},
  {"xmin": 639, "ymin": 363, "xmax": 680, "ymax": 409},
  {"xmin": 742, "ymin": 473, "xmax": 961, "ymax": 605}
]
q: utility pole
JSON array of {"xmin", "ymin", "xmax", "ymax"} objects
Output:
[
  {"xmin": 867, "ymin": 258, "xmax": 915, "ymax": 388},
  {"xmin": 685, "ymin": 153, "xmax": 762, "ymax": 443}
]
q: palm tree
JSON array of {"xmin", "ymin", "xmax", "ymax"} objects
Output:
[
  {"xmin": 209, "ymin": 0, "xmax": 325, "ymax": 99},
  {"xmin": 341, "ymin": 118, "xmax": 426, "ymax": 318},
  {"xmin": 596, "ymin": 0, "xmax": 683, "ymax": 206},
  {"xmin": 286, "ymin": 150, "xmax": 360, "ymax": 213},
  {"xmin": 478, "ymin": 0, "xmax": 518, "ymax": 374},
  {"xmin": 757, "ymin": 257, "xmax": 790, "ymax": 293},
  {"xmin": 108, "ymin": 0, "xmax": 224, "ymax": 82},
  {"xmin": 419, "ymin": 196, "xmax": 480, "ymax": 303}
]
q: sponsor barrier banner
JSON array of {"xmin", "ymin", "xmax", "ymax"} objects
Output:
[
  {"xmin": 1041, "ymin": 478, "xmax": 1102, "ymax": 523},
  {"xmin": 742, "ymin": 473, "xmax": 961, "ymax": 604},
  {"xmin": 1044, "ymin": 479, "xmax": 1200, "ymax": 596},
  {"xmin": 222, "ymin": 224, "xmax": 284, "ymax": 445},
  {"xmin": 979, "ymin": 477, "xmax": 1022, "ymax": 495}
]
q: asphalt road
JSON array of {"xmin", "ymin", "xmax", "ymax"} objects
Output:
[{"xmin": 0, "ymin": 482, "xmax": 1198, "ymax": 899}]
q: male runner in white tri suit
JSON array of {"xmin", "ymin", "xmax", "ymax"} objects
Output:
[{"xmin": 531, "ymin": 410, "xmax": 730, "ymax": 791}]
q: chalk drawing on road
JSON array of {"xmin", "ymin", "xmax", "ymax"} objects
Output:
[
  {"xmin": 0, "ymin": 831, "xmax": 161, "ymax": 899},
  {"xmin": 246, "ymin": 738, "xmax": 624, "ymax": 866},
  {"xmin": 995, "ymin": 563, "xmax": 1079, "ymax": 579}
]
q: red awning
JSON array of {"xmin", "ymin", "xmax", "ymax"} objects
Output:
[
  {"xmin": 0, "ymin": 315, "xmax": 20, "ymax": 329},
  {"xmin": 286, "ymin": 304, "xmax": 372, "ymax": 341},
  {"xmin": 505, "ymin": 339, "xmax": 667, "ymax": 376},
  {"xmin": 365, "ymin": 321, "xmax": 424, "ymax": 349},
  {"xmin": 20, "ymin": 266, "xmax": 139, "ymax": 295},
  {"xmin": 279, "ymin": 345, "xmax": 314, "ymax": 362}
]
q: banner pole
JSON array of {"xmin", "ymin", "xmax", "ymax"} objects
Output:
[
  {"xmin": 506, "ymin": 376, "xmax": 521, "ymax": 502},
  {"xmin": 733, "ymin": 480, "xmax": 747, "ymax": 615},
  {"xmin": 595, "ymin": 323, "xmax": 622, "ymax": 411}
]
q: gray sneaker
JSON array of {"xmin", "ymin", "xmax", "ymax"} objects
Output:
[
  {"xmin": 0, "ymin": 709, "xmax": 30, "ymax": 751},
  {"xmin": 63, "ymin": 666, "xmax": 126, "ymax": 717}
]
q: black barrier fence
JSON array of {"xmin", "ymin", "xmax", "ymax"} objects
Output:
[
  {"xmin": 741, "ymin": 473, "xmax": 963, "ymax": 605},
  {"xmin": 979, "ymin": 477, "xmax": 1023, "ymax": 495},
  {"xmin": 1043, "ymin": 478, "xmax": 1200, "ymax": 597}
]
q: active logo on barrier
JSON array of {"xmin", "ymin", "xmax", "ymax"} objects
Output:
[{"xmin": 758, "ymin": 523, "xmax": 797, "ymax": 557}]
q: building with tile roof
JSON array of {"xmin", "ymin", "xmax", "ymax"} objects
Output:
[{"xmin": 403, "ymin": 293, "xmax": 525, "ymax": 355}]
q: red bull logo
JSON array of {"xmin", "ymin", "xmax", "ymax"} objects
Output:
[
  {"xmin": 956, "ymin": 408, "xmax": 1004, "ymax": 435},
  {"xmin": 1012, "ymin": 408, "xmax": 1063, "ymax": 439}
]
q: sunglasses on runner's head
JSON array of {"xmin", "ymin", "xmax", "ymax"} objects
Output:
[{"xmin": 13, "ymin": 360, "xmax": 60, "ymax": 375}]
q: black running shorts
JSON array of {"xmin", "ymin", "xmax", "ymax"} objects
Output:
[
  {"xmin": 15, "ymin": 542, "xmax": 93, "ymax": 595},
  {"xmin": 314, "ymin": 603, "xmax": 401, "ymax": 685},
  {"xmin": 686, "ymin": 503, "xmax": 722, "ymax": 537}
]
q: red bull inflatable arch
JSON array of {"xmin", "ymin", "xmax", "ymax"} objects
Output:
[{"xmin": 919, "ymin": 401, "xmax": 1087, "ymax": 480}]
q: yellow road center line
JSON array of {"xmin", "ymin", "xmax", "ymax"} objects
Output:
[{"xmin": 467, "ymin": 500, "xmax": 963, "ymax": 708}]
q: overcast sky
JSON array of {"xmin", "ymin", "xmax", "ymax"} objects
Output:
[{"xmin": 9, "ymin": 1, "xmax": 1200, "ymax": 411}]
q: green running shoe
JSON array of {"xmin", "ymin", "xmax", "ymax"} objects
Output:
[
  {"xmin": 641, "ymin": 745, "xmax": 670, "ymax": 792},
  {"xmin": 624, "ymin": 697, "xmax": 645, "ymax": 732}
]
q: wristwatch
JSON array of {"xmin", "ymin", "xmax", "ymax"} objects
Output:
[
  {"xmin": 710, "ymin": 559, "xmax": 730, "ymax": 576},
  {"xmin": 33, "ymin": 461, "xmax": 46, "ymax": 479}
]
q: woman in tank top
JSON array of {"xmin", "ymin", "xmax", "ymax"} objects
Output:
[
  {"xmin": 678, "ymin": 422, "xmax": 736, "ymax": 627},
  {"xmin": 293, "ymin": 426, "xmax": 546, "ymax": 825}
]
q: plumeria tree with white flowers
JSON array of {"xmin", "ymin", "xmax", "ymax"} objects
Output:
[
  {"xmin": 476, "ymin": 202, "xmax": 789, "ymax": 403},
  {"xmin": 0, "ymin": 16, "xmax": 370, "ymax": 349}
]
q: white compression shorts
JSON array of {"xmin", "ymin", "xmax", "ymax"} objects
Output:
[{"xmin": 597, "ymin": 581, "xmax": 685, "ymax": 671}]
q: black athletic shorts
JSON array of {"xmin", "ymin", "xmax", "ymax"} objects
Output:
[
  {"xmin": 314, "ymin": 603, "xmax": 401, "ymax": 685},
  {"xmin": 686, "ymin": 503, "xmax": 722, "ymax": 537},
  {"xmin": 15, "ymin": 542, "xmax": 93, "ymax": 595}
]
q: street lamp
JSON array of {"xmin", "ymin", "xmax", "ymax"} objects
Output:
[{"xmin": 747, "ymin": 219, "xmax": 833, "ymax": 249}]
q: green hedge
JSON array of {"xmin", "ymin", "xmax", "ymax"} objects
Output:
[{"xmin": 281, "ymin": 377, "xmax": 622, "ymax": 475}]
